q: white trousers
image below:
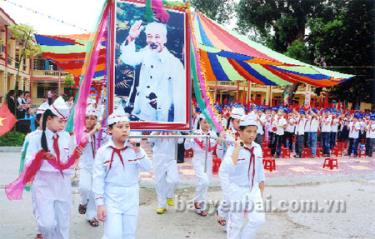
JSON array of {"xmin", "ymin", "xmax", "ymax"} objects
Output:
[
  {"xmin": 227, "ymin": 187, "xmax": 265, "ymax": 239},
  {"xmin": 102, "ymin": 211, "xmax": 137, "ymax": 239},
  {"xmin": 79, "ymin": 167, "xmax": 96, "ymax": 220},
  {"xmin": 32, "ymin": 171, "xmax": 72, "ymax": 239},
  {"xmin": 102, "ymin": 185, "xmax": 139, "ymax": 239},
  {"xmin": 154, "ymin": 158, "xmax": 179, "ymax": 208},
  {"xmin": 192, "ymin": 155, "xmax": 212, "ymax": 203}
]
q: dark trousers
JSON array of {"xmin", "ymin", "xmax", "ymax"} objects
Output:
[
  {"xmin": 284, "ymin": 132, "xmax": 294, "ymax": 150},
  {"xmin": 365, "ymin": 138, "xmax": 374, "ymax": 157},
  {"xmin": 348, "ymin": 138, "xmax": 359, "ymax": 156},
  {"xmin": 321, "ymin": 132, "xmax": 331, "ymax": 155},
  {"xmin": 269, "ymin": 132, "xmax": 275, "ymax": 148},
  {"xmin": 177, "ymin": 142, "xmax": 185, "ymax": 163},
  {"xmin": 295, "ymin": 135, "xmax": 304, "ymax": 157},
  {"xmin": 330, "ymin": 132, "xmax": 337, "ymax": 150},
  {"xmin": 272, "ymin": 134, "xmax": 283, "ymax": 157},
  {"xmin": 304, "ymin": 132, "xmax": 310, "ymax": 147},
  {"xmin": 255, "ymin": 134, "xmax": 264, "ymax": 145}
]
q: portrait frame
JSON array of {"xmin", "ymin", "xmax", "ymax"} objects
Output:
[{"xmin": 108, "ymin": 0, "xmax": 191, "ymax": 131}]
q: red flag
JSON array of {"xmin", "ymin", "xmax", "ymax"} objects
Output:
[{"xmin": 0, "ymin": 104, "xmax": 17, "ymax": 136}]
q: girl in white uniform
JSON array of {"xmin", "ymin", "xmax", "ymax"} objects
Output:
[
  {"xmin": 25, "ymin": 97, "xmax": 75, "ymax": 239},
  {"xmin": 92, "ymin": 108, "xmax": 152, "ymax": 239},
  {"xmin": 149, "ymin": 131, "xmax": 183, "ymax": 214},
  {"xmin": 78, "ymin": 105, "xmax": 100, "ymax": 227},
  {"xmin": 184, "ymin": 114, "xmax": 219, "ymax": 216},
  {"xmin": 219, "ymin": 115, "xmax": 266, "ymax": 239}
]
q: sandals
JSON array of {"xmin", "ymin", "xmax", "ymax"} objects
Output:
[
  {"xmin": 194, "ymin": 202, "xmax": 208, "ymax": 217},
  {"xmin": 216, "ymin": 210, "xmax": 226, "ymax": 226},
  {"xmin": 34, "ymin": 234, "xmax": 43, "ymax": 239},
  {"xmin": 78, "ymin": 204, "xmax": 87, "ymax": 215},
  {"xmin": 88, "ymin": 218, "xmax": 100, "ymax": 227}
]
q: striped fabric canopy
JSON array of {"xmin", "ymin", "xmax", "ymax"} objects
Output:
[
  {"xmin": 34, "ymin": 34, "xmax": 106, "ymax": 83},
  {"xmin": 192, "ymin": 12, "xmax": 353, "ymax": 87}
]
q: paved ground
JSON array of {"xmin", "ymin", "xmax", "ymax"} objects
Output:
[{"xmin": 0, "ymin": 149, "xmax": 375, "ymax": 239}]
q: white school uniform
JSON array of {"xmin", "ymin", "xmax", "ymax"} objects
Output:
[
  {"xmin": 366, "ymin": 122, "xmax": 375, "ymax": 138},
  {"xmin": 219, "ymin": 142, "xmax": 266, "ymax": 239},
  {"xmin": 348, "ymin": 122, "xmax": 361, "ymax": 139},
  {"xmin": 78, "ymin": 132, "xmax": 98, "ymax": 220},
  {"xmin": 25, "ymin": 129, "xmax": 75, "ymax": 239},
  {"xmin": 184, "ymin": 130, "xmax": 217, "ymax": 203},
  {"xmin": 149, "ymin": 132, "xmax": 182, "ymax": 208},
  {"xmin": 92, "ymin": 139, "xmax": 152, "ymax": 239}
]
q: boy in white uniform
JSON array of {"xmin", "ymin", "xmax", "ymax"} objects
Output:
[
  {"xmin": 347, "ymin": 115, "xmax": 361, "ymax": 156},
  {"xmin": 78, "ymin": 105, "xmax": 100, "ymax": 227},
  {"xmin": 149, "ymin": 131, "xmax": 182, "ymax": 214},
  {"xmin": 219, "ymin": 114, "xmax": 265, "ymax": 239},
  {"xmin": 93, "ymin": 107, "xmax": 152, "ymax": 239},
  {"xmin": 184, "ymin": 114, "xmax": 218, "ymax": 216},
  {"xmin": 365, "ymin": 115, "xmax": 375, "ymax": 157}
]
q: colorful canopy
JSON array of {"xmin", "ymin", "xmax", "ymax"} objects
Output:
[
  {"xmin": 34, "ymin": 33, "xmax": 106, "ymax": 83},
  {"xmin": 192, "ymin": 12, "xmax": 354, "ymax": 87}
]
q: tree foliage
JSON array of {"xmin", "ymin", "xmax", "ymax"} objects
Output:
[{"xmin": 190, "ymin": 0, "xmax": 234, "ymax": 24}]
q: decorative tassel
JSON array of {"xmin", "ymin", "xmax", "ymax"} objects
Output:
[
  {"xmin": 152, "ymin": 0, "xmax": 169, "ymax": 23},
  {"xmin": 145, "ymin": 0, "xmax": 154, "ymax": 22}
]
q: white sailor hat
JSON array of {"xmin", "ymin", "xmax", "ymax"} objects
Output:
[
  {"xmin": 145, "ymin": 22, "xmax": 167, "ymax": 38},
  {"xmin": 107, "ymin": 107, "xmax": 129, "ymax": 125},
  {"xmin": 36, "ymin": 102, "xmax": 49, "ymax": 115},
  {"xmin": 239, "ymin": 115, "xmax": 258, "ymax": 127},
  {"xmin": 50, "ymin": 96, "xmax": 70, "ymax": 120},
  {"xmin": 231, "ymin": 107, "xmax": 245, "ymax": 120},
  {"xmin": 86, "ymin": 105, "xmax": 97, "ymax": 117}
]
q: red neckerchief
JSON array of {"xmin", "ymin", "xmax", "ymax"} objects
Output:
[
  {"xmin": 52, "ymin": 134, "xmax": 64, "ymax": 176},
  {"xmin": 243, "ymin": 146, "xmax": 256, "ymax": 191},
  {"xmin": 107, "ymin": 146, "xmax": 128, "ymax": 171},
  {"xmin": 193, "ymin": 132, "xmax": 216, "ymax": 152}
]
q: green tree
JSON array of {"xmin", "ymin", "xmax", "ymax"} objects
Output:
[
  {"xmin": 190, "ymin": 0, "xmax": 234, "ymax": 24},
  {"xmin": 9, "ymin": 24, "xmax": 41, "ymax": 92},
  {"xmin": 307, "ymin": 0, "xmax": 374, "ymax": 108}
]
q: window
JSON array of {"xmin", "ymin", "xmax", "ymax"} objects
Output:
[{"xmin": 36, "ymin": 82, "xmax": 57, "ymax": 98}]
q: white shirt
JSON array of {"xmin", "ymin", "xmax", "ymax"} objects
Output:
[
  {"xmin": 295, "ymin": 117, "xmax": 306, "ymax": 135},
  {"xmin": 366, "ymin": 122, "xmax": 375, "ymax": 138},
  {"xmin": 219, "ymin": 142, "xmax": 265, "ymax": 196},
  {"xmin": 25, "ymin": 129, "xmax": 75, "ymax": 174},
  {"xmin": 79, "ymin": 132, "xmax": 98, "ymax": 170},
  {"xmin": 286, "ymin": 118, "xmax": 296, "ymax": 133},
  {"xmin": 348, "ymin": 122, "xmax": 361, "ymax": 139},
  {"xmin": 120, "ymin": 41, "xmax": 186, "ymax": 122},
  {"xmin": 304, "ymin": 118, "xmax": 311, "ymax": 132},
  {"xmin": 276, "ymin": 117, "xmax": 287, "ymax": 136},
  {"xmin": 257, "ymin": 113, "xmax": 266, "ymax": 135},
  {"xmin": 321, "ymin": 116, "xmax": 332, "ymax": 132},
  {"xmin": 184, "ymin": 129, "xmax": 218, "ymax": 159},
  {"xmin": 331, "ymin": 118, "xmax": 339, "ymax": 132},
  {"xmin": 92, "ymin": 138, "xmax": 152, "ymax": 206},
  {"xmin": 310, "ymin": 117, "xmax": 320, "ymax": 132}
]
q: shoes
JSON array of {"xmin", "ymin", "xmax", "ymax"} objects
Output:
[
  {"xmin": 167, "ymin": 198, "xmax": 174, "ymax": 207},
  {"xmin": 35, "ymin": 234, "xmax": 43, "ymax": 239},
  {"xmin": 156, "ymin": 208, "xmax": 167, "ymax": 214}
]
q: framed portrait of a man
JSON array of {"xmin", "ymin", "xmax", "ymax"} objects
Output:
[{"xmin": 109, "ymin": 0, "xmax": 191, "ymax": 130}]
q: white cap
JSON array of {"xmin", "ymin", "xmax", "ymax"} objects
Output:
[
  {"xmin": 107, "ymin": 107, "xmax": 129, "ymax": 125},
  {"xmin": 231, "ymin": 107, "xmax": 245, "ymax": 120},
  {"xmin": 145, "ymin": 22, "xmax": 167, "ymax": 40},
  {"xmin": 50, "ymin": 96, "xmax": 70, "ymax": 120},
  {"xmin": 36, "ymin": 102, "xmax": 49, "ymax": 115},
  {"xmin": 239, "ymin": 115, "xmax": 258, "ymax": 127},
  {"xmin": 86, "ymin": 105, "xmax": 97, "ymax": 117}
]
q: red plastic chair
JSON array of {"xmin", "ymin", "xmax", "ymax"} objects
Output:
[
  {"xmin": 263, "ymin": 158, "xmax": 276, "ymax": 172},
  {"xmin": 323, "ymin": 158, "xmax": 338, "ymax": 170}
]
